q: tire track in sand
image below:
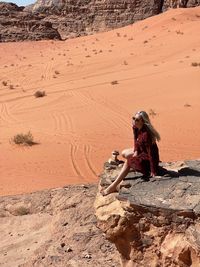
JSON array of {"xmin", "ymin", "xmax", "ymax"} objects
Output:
[
  {"xmin": 84, "ymin": 144, "xmax": 98, "ymax": 177},
  {"xmin": 70, "ymin": 143, "xmax": 84, "ymax": 178},
  {"xmin": 0, "ymin": 102, "xmax": 18, "ymax": 125}
]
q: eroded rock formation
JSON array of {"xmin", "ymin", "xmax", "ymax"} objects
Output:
[
  {"xmin": 95, "ymin": 160, "xmax": 200, "ymax": 267},
  {"xmin": 0, "ymin": 3, "xmax": 61, "ymax": 42},
  {"xmin": 1, "ymin": 0, "xmax": 200, "ymax": 42},
  {"xmin": 0, "ymin": 184, "xmax": 120, "ymax": 267}
]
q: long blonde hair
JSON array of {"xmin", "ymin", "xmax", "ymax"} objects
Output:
[{"xmin": 135, "ymin": 110, "xmax": 161, "ymax": 142}]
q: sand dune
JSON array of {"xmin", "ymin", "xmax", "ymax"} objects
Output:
[{"xmin": 0, "ymin": 7, "xmax": 200, "ymax": 196}]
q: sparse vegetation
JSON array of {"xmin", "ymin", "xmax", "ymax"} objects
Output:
[
  {"xmin": 172, "ymin": 17, "xmax": 176, "ymax": 21},
  {"xmin": 191, "ymin": 62, "xmax": 200, "ymax": 67},
  {"xmin": 184, "ymin": 103, "xmax": 191, "ymax": 107},
  {"xmin": 149, "ymin": 109, "xmax": 157, "ymax": 117},
  {"xmin": 123, "ymin": 60, "xmax": 128, "ymax": 65},
  {"xmin": 144, "ymin": 40, "xmax": 148, "ymax": 44},
  {"xmin": 34, "ymin": 90, "xmax": 46, "ymax": 98},
  {"xmin": 116, "ymin": 32, "xmax": 121, "ymax": 37},
  {"xmin": 9, "ymin": 85, "xmax": 14, "ymax": 90},
  {"xmin": 2, "ymin": 81, "xmax": 7, "ymax": 86},
  {"xmin": 55, "ymin": 70, "xmax": 60, "ymax": 75},
  {"xmin": 12, "ymin": 131, "xmax": 35, "ymax": 146},
  {"xmin": 111, "ymin": 80, "xmax": 118, "ymax": 85},
  {"xmin": 176, "ymin": 30, "xmax": 184, "ymax": 35}
]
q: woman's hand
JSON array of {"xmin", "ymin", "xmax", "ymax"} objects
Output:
[{"xmin": 133, "ymin": 151, "xmax": 138, "ymax": 157}]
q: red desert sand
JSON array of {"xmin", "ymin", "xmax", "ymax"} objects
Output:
[{"xmin": 0, "ymin": 7, "xmax": 200, "ymax": 196}]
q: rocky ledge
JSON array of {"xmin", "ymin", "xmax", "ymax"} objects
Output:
[{"xmin": 95, "ymin": 159, "xmax": 200, "ymax": 267}]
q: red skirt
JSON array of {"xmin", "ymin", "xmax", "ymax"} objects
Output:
[{"xmin": 127, "ymin": 154, "xmax": 150, "ymax": 176}]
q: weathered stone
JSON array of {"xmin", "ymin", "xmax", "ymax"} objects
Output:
[
  {"xmin": 95, "ymin": 160, "xmax": 200, "ymax": 267},
  {"xmin": 1, "ymin": 0, "xmax": 199, "ymax": 42}
]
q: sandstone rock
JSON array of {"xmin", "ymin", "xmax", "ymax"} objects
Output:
[
  {"xmin": 0, "ymin": 3, "xmax": 61, "ymax": 42},
  {"xmin": 0, "ymin": 184, "xmax": 120, "ymax": 267},
  {"xmin": 95, "ymin": 160, "xmax": 200, "ymax": 267},
  {"xmin": 1, "ymin": 1, "xmax": 200, "ymax": 42}
]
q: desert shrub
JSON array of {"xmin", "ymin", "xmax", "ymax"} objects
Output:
[
  {"xmin": 2, "ymin": 81, "xmax": 7, "ymax": 86},
  {"xmin": 55, "ymin": 70, "xmax": 60, "ymax": 75},
  {"xmin": 176, "ymin": 30, "xmax": 184, "ymax": 35},
  {"xmin": 191, "ymin": 62, "xmax": 200, "ymax": 67},
  {"xmin": 149, "ymin": 109, "xmax": 157, "ymax": 117},
  {"xmin": 12, "ymin": 131, "xmax": 35, "ymax": 146},
  {"xmin": 111, "ymin": 80, "xmax": 118, "ymax": 85},
  {"xmin": 34, "ymin": 90, "xmax": 46, "ymax": 98},
  {"xmin": 9, "ymin": 85, "xmax": 14, "ymax": 90},
  {"xmin": 184, "ymin": 103, "xmax": 191, "ymax": 107}
]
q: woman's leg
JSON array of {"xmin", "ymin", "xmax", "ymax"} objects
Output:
[
  {"xmin": 101, "ymin": 160, "xmax": 131, "ymax": 195},
  {"xmin": 121, "ymin": 148, "xmax": 134, "ymax": 159}
]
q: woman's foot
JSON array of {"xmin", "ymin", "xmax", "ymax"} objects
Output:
[{"xmin": 100, "ymin": 185, "xmax": 118, "ymax": 196}]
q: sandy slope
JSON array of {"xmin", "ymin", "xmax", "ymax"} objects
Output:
[{"xmin": 0, "ymin": 7, "xmax": 200, "ymax": 196}]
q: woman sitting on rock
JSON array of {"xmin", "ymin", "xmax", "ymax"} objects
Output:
[{"xmin": 101, "ymin": 110, "xmax": 160, "ymax": 196}]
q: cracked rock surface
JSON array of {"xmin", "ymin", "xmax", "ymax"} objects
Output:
[{"xmin": 95, "ymin": 160, "xmax": 200, "ymax": 267}]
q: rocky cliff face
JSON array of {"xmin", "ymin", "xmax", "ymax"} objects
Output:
[
  {"xmin": 0, "ymin": 3, "xmax": 61, "ymax": 42},
  {"xmin": 95, "ymin": 160, "xmax": 200, "ymax": 267},
  {"xmin": 1, "ymin": 0, "xmax": 199, "ymax": 42},
  {"xmin": 1, "ymin": 0, "xmax": 200, "ymax": 42}
]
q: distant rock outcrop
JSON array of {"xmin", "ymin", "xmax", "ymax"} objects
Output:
[
  {"xmin": 0, "ymin": 2, "xmax": 61, "ymax": 42},
  {"xmin": 0, "ymin": 0, "xmax": 200, "ymax": 42},
  {"xmin": 95, "ymin": 160, "xmax": 200, "ymax": 267}
]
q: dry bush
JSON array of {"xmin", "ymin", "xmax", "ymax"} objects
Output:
[
  {"xmin": 191, "ymin": 62, "xmax": 200, "ymax": 67},
  {"xmin": 9, "ymin": 85, "xmax": 14, "ymax": 90},
  {"xmin": 184, "ymin": 103, "xmax": 191, "ymax": 107},
  {"xmin": 144, "ymin": 40, "xmax": 148, "ymax": 44},
  {"xmin": 55, "ymin": 70, "xmax": 60, "ymax": 75},
  {"xmin": 176, "ymin": 30, "xmax": 184, "ymax": 35},
  {"xmin": 12, "ymin": 131, "xmax": 35, "ymax": 146},
  {"xmin": 149, "ymin": 109, "xmax": 157, "ymax": 117},
  {"xmin": 111, "ymin": 80, "xmax": 118, "ymax": 85},
  {"xmin": 2, "ymin": 81, "xmax": 7, "ymax": 86},
  {"xmin": 34, "ymin": 90, "xmax": 46, "ymax": 98}
]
